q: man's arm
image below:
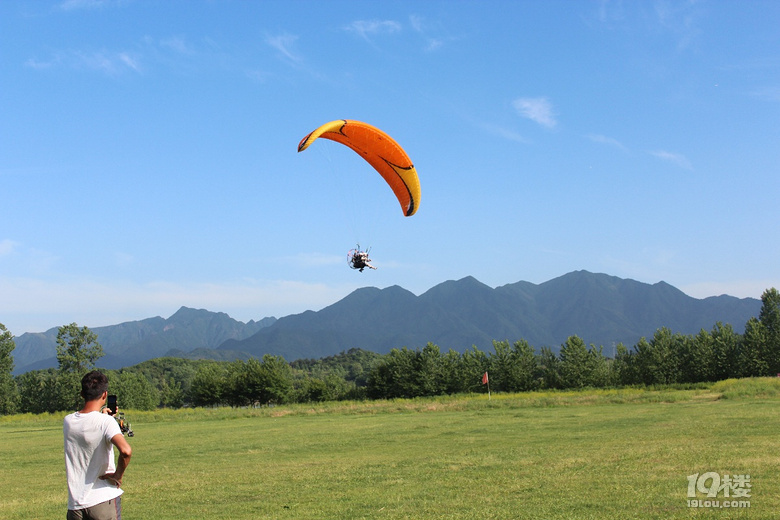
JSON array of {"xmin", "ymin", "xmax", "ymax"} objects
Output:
[{"xmin": 100, "ymin": 434, "xmax": 132, "ymax": 487}]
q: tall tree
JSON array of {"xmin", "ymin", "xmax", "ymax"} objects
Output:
[
  {"xmin": 56, "ymin": 323, "xmax": 104, "ymax": 410},
  {"xmin": 0, "ymin": 323, "xmax": 18, "ymax": 414},
  {"xmin": 459, "ymin": 346, "xmax": 489, "ymax": 393},
  {"xmin": 488, "ymin": 340, "xmax": 513, "ymax": 392},
  {"xmin": 230, "ymin": 355, "xmax": 294, "ymax": 406},
  {"xmin": 709, "ymin": 322, "xmax": 742, "ymax": 381},
  {"xmin": 586, "ymin": 344, "xmax": 609, "ymax": 387},
  {"xmin": 489, "ymin": 340, "xmax": 538, "ymax": 392},
  {"xmin": 737, "ymin": 288, "xmax": 780, "ymax": 377},
  {"xmin": 255, "ymin": 355, "xmax": 294, "ymax": 405},
  {"xmin": 367, "ymin": 347, "xmax": 421, "ymax": 399},
  {"xmin": 681, "ymin": 329, "xmax": 714, "ymax": 383},
  {"xmin": 758, "ymin": 288, "xmax": 780, "ymax": 375},
  {"xmin": 191, "ymin": 363, "xmax": 227, "ymax": 407},
  {"xmin": 108, "ymin": 370, "xmax": 159, "ymax": 411},
  {"xmin": 740, "ymin": 317, "xmax": 768, "ymax": 377},
  {"xmin": 559, "ymin": 336, "xmax": 591, "ymax": 389},
  {"xmin": 509, "ymin": 340, "xmax": 539, "ymax": 392},
  {"xmin": 440, "ymin": 349, "xmax": 469, "ymax": 395},
  {"xmin": 16, "ymin": 369, "xmax": 61, "ymax": 413},
  {"xmin": 537, "ymin": 347, "xmax": 561, "ymax": 389},
  {"xmin": 633, "ymin": 328, "xmax": 685, "ymax": 385},
  {"xmin": 610, "ymin": 343, "xmax": 637, "ymax": 386},
  {"xmin": 56, "ymin": 323, "xmax": 104, "ymax": 374},
  {"xmin": 415, "ymin": 343, "xmax": 445, "ymax": 397}
]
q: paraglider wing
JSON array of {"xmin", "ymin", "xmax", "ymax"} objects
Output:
[{"xmin": 298, "ymin": 120, "xmax": 420, "ymax": 216}]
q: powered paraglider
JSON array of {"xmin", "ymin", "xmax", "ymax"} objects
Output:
[{"xmin": 347, "ymin": 245, "xmax": 376, "ymax": 272}]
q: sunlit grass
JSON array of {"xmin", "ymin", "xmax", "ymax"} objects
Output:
[
  {"xmin": 1, "ymin": 379, "xmax": 778, "ymax": 519},
  {"xmin": 712, "ymin": 377, "xmax": 780, "ymax": 399}
]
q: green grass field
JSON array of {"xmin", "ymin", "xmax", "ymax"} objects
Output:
[{"xmin": 2, "ymin": 379, "xmax": 778, "ymax": 519}]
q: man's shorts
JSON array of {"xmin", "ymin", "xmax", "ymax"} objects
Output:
[{"xmin": 67, "ymin": 497, "xmax": 122, "ymax": 520}]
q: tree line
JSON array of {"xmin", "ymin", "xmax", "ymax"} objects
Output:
[{"xmin": 1, "ymin": 288, "xmax": 778, "ymax": 414}]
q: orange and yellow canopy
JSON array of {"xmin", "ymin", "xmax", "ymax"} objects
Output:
[{"xmin": 298, "ymin": 119, "xmax": 420, "ymax": 217}]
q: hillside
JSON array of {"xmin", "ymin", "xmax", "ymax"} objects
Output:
[
  {"xmin": 11, "ymin": 307, "xmax": 275, "ymax": 374},
  {"xmin": 10, "ymin": 271, "xmax": 762, "ymax": 374},
  {"xmin": 222, "ymin": 271, "xmax": 761, "ymax": 359}
]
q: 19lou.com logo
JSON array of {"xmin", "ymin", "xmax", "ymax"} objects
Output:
[{"xmin": 687, "ymin": 472, "xmax": 751, "ymax": 508}]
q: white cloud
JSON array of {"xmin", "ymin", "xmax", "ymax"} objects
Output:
[
  {"xmin": 595, "ymin": 0, "xmax": 702, "ymax": 51},
  {"xmin": 479, "ymin": 123, "xmax": 529, "ymax": 144},
  {"xmin": 587, "ymin": 133, "xmax": 628, "ymax": 151},
  {"xmin": 25, "ymin": 49, "xmax": 141, "ymax": 75},
  {"xmin": 512, "ymin": 97, "xmax": 557, "ymax": 128},
  {"xmin": 265, "ymin": 33, "xmax": 302, "ymax": 63},
  {"xmin": 25, "ymin": 58, "xmax": 56, "ymax": 70},
  {"xmin": 118, "ymin": 52, "xmax": 141, "ymax": 72},
  {"xmin": 79, "ymin": 50, "xmax": 115, "ymax": 72},
  {"xmin": 345, "ymin": 20, "xmax": 402, "ymax": 41},
  {"xmin": 653, "ymin": 0, "xmax": 703, "ymax": 51},
  {"xmin": 650, "ymin": 150, "xmax": 693, "ymax": 170},
  {"xmin": 159, "ymin": 36, "xmax": 192, "ymax": 55},
  {"xmin": 410, "ymin": 15, "xmax": 424, "ymax": 33},
  {"xmin": 424, "ymin": 39, "xmax": 444, "ymax": 52},
  {"xmin": 409, "ymin": 15, "xmax": 444, "ymax": 51}
]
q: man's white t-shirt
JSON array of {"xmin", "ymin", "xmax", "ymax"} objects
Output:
[{"xmin": 63, "ymin": 411, "xmax": 124, "ymax": 510}]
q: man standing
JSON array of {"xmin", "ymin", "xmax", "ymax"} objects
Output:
[{"xmin": 64, "ymin": 371, "xmax": 132, "ymax": 520}]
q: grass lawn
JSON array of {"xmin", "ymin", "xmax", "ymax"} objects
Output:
[{"xmin": 1, "ymin": 379, "xmax": 778, "ymax": 519}]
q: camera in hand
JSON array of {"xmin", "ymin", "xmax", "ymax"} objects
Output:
[
  {"xmin": 107, "ymin": 395, "xmax": 134, "ymax": 437},
  {"xmin": 107, "ymin": 394, "xmax": 118, "ymax": 415}
]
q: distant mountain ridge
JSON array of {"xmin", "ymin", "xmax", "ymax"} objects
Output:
[
  {"xmin": 10, "ymin": 271, "xmax": 762, "ymax": 375},
  {"xmin": 12, "ymin": 307, "xmax": 275, "ymax": 375},
  {"xmin": 221, "ymin": 271, "xmax": 760, "ymax": 360}
]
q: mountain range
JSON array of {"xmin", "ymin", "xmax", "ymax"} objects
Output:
[{"xmin": 10, "ymin": 271, "xmax": 762, "ymax": 375}]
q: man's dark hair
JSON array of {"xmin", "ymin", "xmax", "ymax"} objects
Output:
[{"xmin": 80, "ymin": 370, "xmax": 109, "ymax": 402}]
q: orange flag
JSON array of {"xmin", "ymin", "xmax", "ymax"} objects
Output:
[{"xmin": 482, "ymin": 372, "xmax": 489, "ymax": 385}]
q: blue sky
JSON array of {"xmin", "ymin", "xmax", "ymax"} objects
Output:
[{"xmin": 2, "ymin": 0, "xmax": 779, "ymax": 335}]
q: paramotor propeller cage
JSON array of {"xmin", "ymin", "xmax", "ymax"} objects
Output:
[{"xmin": 348, "ymin": 245, "xmax": 371, "ymax": 270}]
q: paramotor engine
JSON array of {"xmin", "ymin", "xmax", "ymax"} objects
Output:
[{"xmin": 347, "ymin": 245, "xmax": 375, "ymax": 272}]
